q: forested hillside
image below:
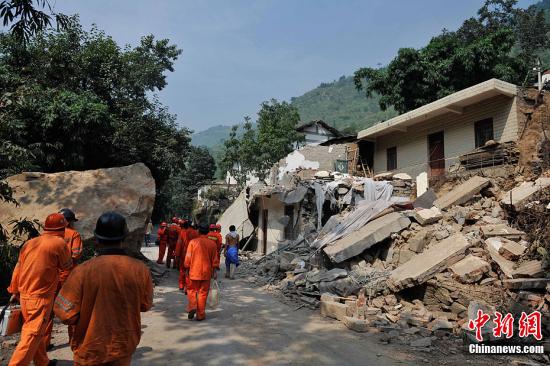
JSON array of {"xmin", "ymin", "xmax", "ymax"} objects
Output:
[{"xmin": 290, "ymin": 76, "xmax": 396, "ymax": 134}]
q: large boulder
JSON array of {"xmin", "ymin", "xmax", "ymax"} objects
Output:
[{"xmin": 0, "ymin": 163, "xmax": 155, "ymax": 254}]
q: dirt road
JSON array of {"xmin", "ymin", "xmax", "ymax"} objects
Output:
[{"xmin": 47, "ymin": 245, "xmax": 418, "ymax": 365}]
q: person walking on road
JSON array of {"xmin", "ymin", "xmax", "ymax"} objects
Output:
[
  {"xmin": 145, "ymin": 220, "xmax": 153, "ymax": 247},
  {"xmin": 156, "ymin": 222, "xmax": 168, "ymax": 264},
  {"xmin": 184, "ymin": 224, "xmax": 219, "ymax": 321},
  {"xmin": 224, "ymin": 225, "xmax": 240, "ymax": 279},
  {"xmin": 7, "ymin": 213, "xmax": 73, "ymax": 366},
  {"xmin": 53, "ymin": 212, "xmax": 153, "ymax": 366}
]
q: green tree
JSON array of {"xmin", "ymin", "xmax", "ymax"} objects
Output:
[
  {"xmin": 0, "ymin": 19, "xmax": 190, "ymax": 220},
  {"xmin": 220, "ymin": 100, "xmax": 304, "ymax": 187},
  {"xmin": 354, "ymin": 0, "xmax": 547, "ymax": 114},
  {"xmin": 0, "ymin": 0, "xmax": 69, "ymax": 43}
]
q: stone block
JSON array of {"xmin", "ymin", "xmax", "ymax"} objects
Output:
[
  {"xmin": 320, "ymin": 301, "xmax": 349, "ymax": 321},
  {"xmin": 449, "ymin": 255, "xmax": 490, "ymax": 283},
  {"xmin": 413, "ymin": 207, "xmax": 442, "ymax": 226},
  {"xmin": 408, "ymin": 230, "xmax": 430, "ymax": 253},
  {"xmin": 343, "ymin": 316, "xmax": 370, "ymax": 332},
  {"xmin": 500, "ymin": 178, "xmax": 550, "ymax": 209}
]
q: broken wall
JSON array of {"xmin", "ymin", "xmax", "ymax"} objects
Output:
[{"xmin": 257, "ymin": 196, "xmax": 287, "ymax": 254}]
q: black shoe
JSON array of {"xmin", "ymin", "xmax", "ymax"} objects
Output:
[
  {"xmin": 188, "ymin": 309, "xmax": 196, "ymax": 320},
  {"xmin": 48, "ymin": 360, "xmax": 58, "ymax": 366}
]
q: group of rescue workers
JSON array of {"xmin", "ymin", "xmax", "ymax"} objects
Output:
[{"xmin": 6, "ymin": 209, "xmax": 241, "ymax": 366}]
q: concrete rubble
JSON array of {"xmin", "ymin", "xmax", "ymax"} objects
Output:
[{"xmin": 232, "ymin": 157, "xmax": 550, "ymax": 352}]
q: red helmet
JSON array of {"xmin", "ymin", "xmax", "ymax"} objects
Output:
[
  {"xmin": 161, "ymin": 222, "xmax": 167, "ymax": 227},
  {"xmin": 178, "ymin": 219, "xmax": 184, "ymax": 225},
  {"xmin": 172, "ymin": 217, "xmax": 178, "ymax": 223},
  {"xmin": 215, "ymin": 224, "xmax": 221, "ymax": 229},
  {"xmin": 44, "ymin": 213, "xmax": 68, "ymax": 231},
  {"xmin": 209, "ymin": 224, "xmax": 216, "ymax": 230}
]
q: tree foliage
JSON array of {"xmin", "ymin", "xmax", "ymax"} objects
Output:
[
  {"xmin": 354, "ymin": 0, "xmax": 550, "ymax": 114},
  {"xmin": 0, "ymin": 19, "xmax": 214, "ymax": 220},
  {"xmin": 220, "ymin": 100, "xmax": 304, "ymax": 187},
  {"xmin": 0, "ymin": 0, "xmax": 69, "ymax": 43}
]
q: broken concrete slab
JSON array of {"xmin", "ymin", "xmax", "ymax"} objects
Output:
[
  {"xmin": 480, "ymin": 225, "xmax": 525, "ymax": 241},
  {"xmin": 320, "ymin": 301, "xmax": 349, "ymax": 321},
  {"xmin": 500, "ymin": 177, "xmax": 550, "ymax": 209},
  {"xmin": 449, "ymin": 255, "xmax": 490, "ymax": 283},
  {"xmin": 497, "ymin": 238, "xmax": 526, "ymax": 260},
  {"xmin": 388, "ymin": 234, "xmax": 471, "ymax": 291},
  {"xmin": 217, "ymin": 190, "xmax": 254, "ymax": 239},
  {"xmin": 502, "ymin": 278, "xmax": 550, "ymax": 290},
  {"xmin": 434, "ymin": 176, "xmax": 490, "ymax": 210},
  {"xmin": 413, "ymin": 207, "xmax": 442, "ymax": 226},
  {"xmin": 413, "ymin": 189, "xmax": 437, "ymax": 209},
  {"xmin": 318, "ymin": 268, "xmax": 348, "ymax": 282},
  {"xmin": 486, "ymin": 238, "xmax": 544, "ymax": 278},
  {"xmin": 323, "ymin": 212, "xmax": 411, "ymax": 263}
]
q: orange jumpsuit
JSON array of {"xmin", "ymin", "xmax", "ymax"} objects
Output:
[
  {"xmin": 166, "ymin": 224, "xmax": 180, "ymax": 268},
  {"xmin": 175, "ymin": 228, "xmax": 198, "ymax": 291},
  {"xmin": 45, "ymin": 226, "xmax": 83, "ymax": 346},
  {"xmin": 53, "ymin": 248, "xmax": 153, "ymax": 366},
  {"xmin": 156, "ymin": 226, "xmax": 168, "ymax": 264},
  {"xmin": 184, "ymin": 235, "xmax": 220, "ymax": 320},
  {"xmin": 8, "ymin": 231, "xmax": 72, "ymax": 366},
  {"xmin": 207, "ymin": 231, "xmax": 223, "ymax": 260}
]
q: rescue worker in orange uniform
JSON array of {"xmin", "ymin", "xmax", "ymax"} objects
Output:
[
  {"xmin": 8, "ymin": 213, "xmax": 73, "ymax": 366},
  {"xmin": 166, "ymin": 221, "xmax": 180, "ymax": 269},
  {"xmin": 207, "ymin": 224, "xmax": 223, "ymax": 261},
  {"xmin": 156, "ymin": 222, "xmax": 168, "ymax": 264},
  {"xmin": 53, "ymin": 212, "xmax": 153, "ymax": 366},
  {"xmin": 184, "ymin": 224, "xmax": 220, "ymax": 321},
  {"xmin": 175, "ymin": 221, "xmax": 198, "ymax": 292},
  {"xmin": 44, "ymin": 208, "xmax": 83, "ymax": 349}
]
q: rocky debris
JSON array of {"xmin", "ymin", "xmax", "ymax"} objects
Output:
[
  {"xmin": 449, "ymin": 255, "xmax": 490, "ymax": 283},
  {"xmin": 0, "ymin": 163, "xmax": 155, "ymax": 253},
  {"xmin": 388, "ymin": 234, "xmax": 471, "ymax": 291},
  {"xmin": 497, "ymin": 238, "xmax": 526, "ymax": 260},
  {"xmin": 323, "ymin": 212, "xmax": 411, "ymax": 263},
  {"xmin": 413, "ymin": 207, "xmax": 442, "ymax": 226},
  {"xmin": 408, "ymin": 229, "xmax": 430, "ymax": 253},
  {"xmin": 434, "ymin": 176, "xmax": 490, "ymax": 209},
  {"xmin": 481, "ymin": 224, "xmax": 525, "ymax": 240},
  {"xmin": 500, "ymin": 177, "xmax": 550, "ymax": 209},
  {"xmin": 502, "ymin": 278, "xmax": 550, "ymax": 290},
  {"xmin": 343, "ymin": 316, "xmax": 370, "ymax": 332},
  {"xmin": 486, "ymin": 238, "xmax": 544, "ymax": 278},
  {"xmin": 413, "ymin": 189, "xmax": 437, "ymax": 209}
]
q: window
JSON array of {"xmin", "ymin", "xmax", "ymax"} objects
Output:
[
  {"xmin": 387, "ymin": 147, "xmax": 397, "ymax": 171},
  {"xmin": 475, "ymin": 118, "xmax": 494, "ymax": 148}
]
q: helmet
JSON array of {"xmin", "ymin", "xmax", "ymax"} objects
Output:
[
  {"xmin": 178, "ymin": 219, "xmax": 184, "ymax": 225},
  {"xmin": 215, "ymin": 224, "xmax": 221, "ymax": 230},
  {"xmin": 94, "ymin": 212, "xmax": 128, "ymax": 242},
  {"xmin": 59, "ymin": 208, "xmax": 78, "ymax": 222},
  {"xmin": 172, "ymin": 217, "xmax": 178, "ymax": 223},
  {"xmin": 160, "ymin": 222, "xmax": 167, "ymax": 227},
  {"xmin": 209, "ymin": 224, "xmax": 216, "ymax": 230},
  {"xmin": 198, "ymin": 224, "xmax": 209, "ymax": 235},
  {"xmin": 44, "ymin": 213, "xmax": 68, "ymax": 231}
]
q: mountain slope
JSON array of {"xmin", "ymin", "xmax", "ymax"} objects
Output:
[
  {"xmin": 290, "ymin": 76, "xmax": 396, "ymax": 134},
  {"xmin": 190, "ymin": 125, "xmax": 234, "ymax": 149}
]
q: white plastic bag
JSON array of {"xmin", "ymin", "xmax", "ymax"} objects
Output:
[{"xmin": 207, "ymin": 279, "xmax": 219, "ymax": 309}]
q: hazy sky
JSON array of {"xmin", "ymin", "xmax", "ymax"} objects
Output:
[{"xmin": 53, "ymin": 0, "xmax": 536, "ymax": 133}]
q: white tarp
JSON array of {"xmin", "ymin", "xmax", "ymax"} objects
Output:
[
  {"xmin": 311, "ymin": 199, "xmax": 393, "ymax": 250},
  {"xmin": 217, "ymin": 190, "xmax": 254, "ymax": 239}
]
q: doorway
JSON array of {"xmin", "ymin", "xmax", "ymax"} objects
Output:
[
  {"xmin": 261, "ymin": 209, "xmax": 268, "ymax": 254},
  {"xmin": 428, "ymin": 131, "xmax": 445, "ymax": 177}
]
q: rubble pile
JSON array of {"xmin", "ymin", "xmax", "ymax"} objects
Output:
[{"xmin": 238, "ymin": 170, "xmax": 550, "ymax": 351}]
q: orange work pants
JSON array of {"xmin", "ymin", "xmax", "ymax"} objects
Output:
[
  {"xmin": 74, "ymin": 354, "xmax": 132, "ymax": 366},
  {"xmin": 166, "ymin": 243, "xmax": 176, "ymax": 268},
  {"xmin": 157, "ymin": 241, "xmax": 167, "ymax": 264},
  {"xmin": 186, "ymin": 280, "xmax": 211, "ymax": 320},
  {"xmin": 9, "ymin": 295, "xmax": 54, "ymax": 366}
]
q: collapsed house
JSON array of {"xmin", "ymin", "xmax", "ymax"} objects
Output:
[{"xmin": 219, "ymin": 84, "xmax": 550, "ymax": 355}]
